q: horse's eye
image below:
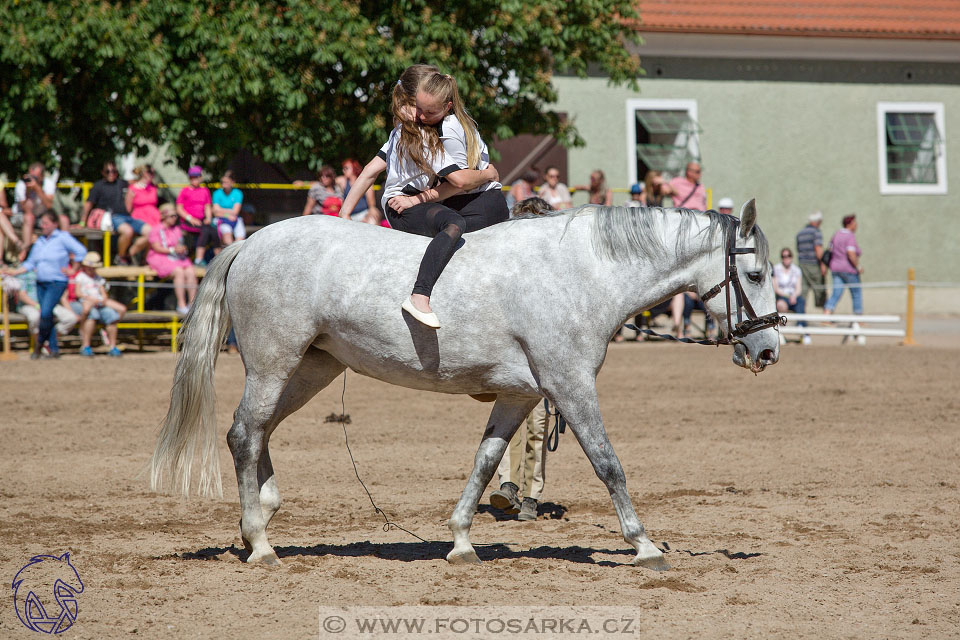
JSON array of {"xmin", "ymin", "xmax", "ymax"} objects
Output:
[{"xmin": 746, "ymin": 271, "xmax": 763, "ymax": 284}]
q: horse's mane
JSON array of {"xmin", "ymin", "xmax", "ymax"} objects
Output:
[{"xmin": 511, "ymin": 204, "xmax": 769, "ymax": 266}]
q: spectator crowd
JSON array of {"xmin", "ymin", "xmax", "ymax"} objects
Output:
[{"xmin": 1, "ymin": 157, "xmax": 864, "ymax": 357}]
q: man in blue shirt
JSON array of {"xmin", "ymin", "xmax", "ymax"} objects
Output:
[{"xmin": 2, "ymin": 211, "xmax": 87, "ymax": 358}]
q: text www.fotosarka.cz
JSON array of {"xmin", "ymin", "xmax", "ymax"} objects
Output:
[{"xmin": 319, "ymin": 606, "xmax": 642, "ymax": 638}]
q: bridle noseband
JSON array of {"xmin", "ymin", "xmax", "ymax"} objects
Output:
[{"xmin": 700, "ymin": 219, "xmax": 786, "ymax": 345}]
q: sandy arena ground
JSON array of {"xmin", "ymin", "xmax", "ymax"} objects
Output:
[{"xmin": 1, "ymin": 332, "xmax": 958, "ymax": 638}]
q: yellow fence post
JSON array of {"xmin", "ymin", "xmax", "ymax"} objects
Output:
[
  {"xmin": 137, "ymin": 273, "xmax": 145, "ymax": 313},
  {"xmin": 103, "ymin": 232, "xmax": 112, "ymax": 267},
  {"xmin": 1, "ymin": 287, "xmax": 18, "ymax": 361},
  {"xmin": 902, "ymin": 267, "xmax": 916, "ymax": 346}
]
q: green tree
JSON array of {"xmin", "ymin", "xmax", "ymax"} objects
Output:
[{"xmin": 0, "ymin": 0, "xmax": 642, "ymax": 177}]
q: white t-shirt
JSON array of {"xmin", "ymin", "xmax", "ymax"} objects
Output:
[
  {"xmin": 435, "ymin": 115, "xmax": 501, "ymax": 194},
  {"xmin": 773, "ymin": 262, "xmax": 802, "ymax": 298},
  {"xmin": 74, "ymin": 270, "xmax": 106, "ymax": 303},
  {"xmin": 537, "ymin": 183, "xmax": 573, "ymax": 209},
  {"xmin": 13, "ymin": 174, "xmax": 57, "ymax": 214},
  {"xmin": 376, "ymin": 125, "xmax": 454, "ymax": 212}
]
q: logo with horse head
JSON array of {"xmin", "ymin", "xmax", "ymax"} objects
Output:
[{"xmin": 12, "ymin": 552, "xmax": 84, "ymax": 634}]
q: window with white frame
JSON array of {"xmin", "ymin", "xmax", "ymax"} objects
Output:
[
  {"xmin": 877, "ymin": 102, "xmax": 947, "ymax": 195},
  {"xmin": 625, "ymin": 99, "xmax": 700, "ymax": 185}
]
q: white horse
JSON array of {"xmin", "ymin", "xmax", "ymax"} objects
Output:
[{"xmin": 150, "ymin": 201, "xmax": 781, "ymax": 569}]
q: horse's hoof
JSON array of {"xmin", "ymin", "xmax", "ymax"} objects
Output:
[
  {"xmin": 247, "ymin": 551, "xmax": 282, "ymax": 566},
  {"xmin": 446, "ymin": 548, "xmax": 482, "ymax": 565},
  {"xmin": 632, "ymin": 553, "xmax": 671, "ymax": 571}
]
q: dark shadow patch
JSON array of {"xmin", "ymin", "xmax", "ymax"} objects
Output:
[
  {"xmin": 671, "ymin": 548, "xmax": 762, "ymax": 560},
  {"xmin": 175, "ymin": 541, "xmax": 648, "ymax": 567}
]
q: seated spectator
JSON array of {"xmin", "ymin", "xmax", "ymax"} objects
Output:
[
  {"xmin": 12, "ymin": 270, "xmax": 79, "ymax": 345},
  {"xmin": 147, "ymin": 204, "xmax": 198, "ymax": 315},
  {"xmin": 212, "ymin": 170, "xmax": 243, "ymax": 245},
  {"xmin": 337, "ymin": 158, "xmax": 381, "ymax": 223},
  {"xmin": 773, "ymin": 247, "xmax": 809, "ymax": 344},
  {"xmin": 507, "ymin": 168, "xmax": 539, "ymax": 209},
  {"xmin": 537, "ymin": 166, "xmax": 572, "ymax": 210},
  {"xmin": 574, "ymin": 169, "xmax": 613, "ymax": 206},
  {"xmin": 11, "ymin": 162, "xmax": 69, "ymax": 261},
  {"xmin": 176, "ymin": 166, "xmax": 220, "ymax": 266},
  {"xmin": 716, "ymin": 197, "xmax": 734, "ymax": 215},
  {"xmin": 640, "ymin": 170, "xmax": 666, "ymax": 207},
  {"xmin": 85, "ymin": 161, "xmax": 150, "ymax": 266},
  {"xmin": 0, "ymin": 211, "xmax": 87, "ymax": 358},
  {"xmin": 680, "ymin": 292, "xmax": 717, "ymax": 338},
  {"xmin": 126, "ymin": 164, "xmax": 162, "ymax": 229},
  {"xmin": 662, "ymin": 161, "xmax": 706, "ymax": 211},
  {"xmin": 302, "ymin": 166, "xmax": 344, "ymax": 217},
  {"xmin": 625, "ymin": 183, "xmax": 644, "ymax": 208},
  {"xmin": 71, "ymin": 252, "xmax": 126, "ymax": 357}
]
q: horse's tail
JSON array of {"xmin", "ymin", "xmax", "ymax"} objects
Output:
[{"xmin": 150, "ymin": 241, "xmax": 245, "ymax": 498}]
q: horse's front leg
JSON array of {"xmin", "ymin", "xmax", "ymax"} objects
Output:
[
  {"xmin": 447, "ymin": 395, "xmax": 539, "ymax": 565},
  {"xmin": 550, "ymin": 382, "xmax": 669, "ymax": 570}
]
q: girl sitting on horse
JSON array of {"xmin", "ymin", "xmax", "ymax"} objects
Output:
[{"xmin": 339, "ymin": 65, "xmax": 506, "ymax": 328}]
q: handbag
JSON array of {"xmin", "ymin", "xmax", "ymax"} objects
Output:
[{"xmin": 820, "ymin": 244, "xmax": 833, "ymax": 268}]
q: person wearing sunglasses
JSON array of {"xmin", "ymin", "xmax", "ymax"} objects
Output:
[{"xmin": 773, "ymin": 247, "xmax": 809, "ymax": 344}]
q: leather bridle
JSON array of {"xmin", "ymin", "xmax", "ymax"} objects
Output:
[
  {"xmin": 623, "ymin": 218, "xmax": 785, "ymax": 347},
  {"xmin": 699, "ymin": 219, "xmax": 786, "ymax": 345}
]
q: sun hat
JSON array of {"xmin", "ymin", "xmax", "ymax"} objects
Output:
[
  {"xmin": 717, "ymin": 197, "xmax": 734, "ymax": 209},
  {"xmin": 187, "ymin": 165, "xmax": 203, "ymax": 177},
  {"xmin": 809, "ymin": 210, "xmax": 823, "ymax": 223},
  {"xmin": 81, "ymin": 252, "xmax": 103, "ymax": 268}
]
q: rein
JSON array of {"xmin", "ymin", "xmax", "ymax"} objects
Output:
[{"xmin": 624, "ymin": 219, "xmax": 785, "ymax": 347}]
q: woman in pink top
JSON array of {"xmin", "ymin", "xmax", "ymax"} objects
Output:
[
  {"xmin": 146, "ymin": 203, "xmax": 197, "ymax": 314},
  {"xmin": 824, "ymin": 214, "xmax": 863, "ymax": 315},
  {"xmin": 176, "ymin": 165, "xmax": 220, "ymax": 266},
  {"xmin": 126, "ymin": 164, "xmax": 162, "ymax": 228}
]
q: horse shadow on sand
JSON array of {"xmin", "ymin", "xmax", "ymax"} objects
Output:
[{"xmin": 175, "ymin": 498, "xmax": 761, "ymax": 567}]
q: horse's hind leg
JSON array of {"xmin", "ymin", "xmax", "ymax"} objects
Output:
[
  {"xmin": 550, "ymin": 384, "xmax": 668, "ymax": 570},
  {"xmin": 447, "ymin": 395, "xmax": 539, "ymax": 565},
  {"xmin": 229, "ymin": 347, "xmax": 346, "ymax": 564}
]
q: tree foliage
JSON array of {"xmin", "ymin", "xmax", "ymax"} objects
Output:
[{"xmin": 0, "ymin": 1, "xmax": 642, "ymax": 176}]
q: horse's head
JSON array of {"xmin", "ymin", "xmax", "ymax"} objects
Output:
[{"xmin": 698, "ymin": 199, "xmax": 781, "ymax": 373}]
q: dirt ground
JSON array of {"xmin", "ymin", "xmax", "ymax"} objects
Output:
[{"xmin": 1, "ymin": 330, "xmax": 958, "ymax": 639}]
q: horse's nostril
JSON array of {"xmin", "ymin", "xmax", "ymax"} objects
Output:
[{"xmin": 759, "ymin": 348, "xmax": 776, "ymax": 363}]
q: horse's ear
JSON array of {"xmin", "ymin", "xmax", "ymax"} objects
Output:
[{"xmin": 739, "ymin": 198, "xmax": 757, "ymax": 237}]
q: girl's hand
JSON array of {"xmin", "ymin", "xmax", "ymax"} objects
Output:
[{"xmin": 388, "ymin": 195, "xmax": 418, "ymax": 213}]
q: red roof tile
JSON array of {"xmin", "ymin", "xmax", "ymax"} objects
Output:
[{"xmin": 634, "ymin": 1, "xmax": 960, "ymax": 40}]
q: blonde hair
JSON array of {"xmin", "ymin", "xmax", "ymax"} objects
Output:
[
  {"xmin": 132, "ymin": 164, "xmax": 154, "ymax": 179},
  {"xmin": 391, "ymin": 64, "xmax": 441, "ymax": 177},
  {"xmin": 643, "ymin": 170, "xmax": 662, "ymax": 199},
  {"xmin": 419, "ymin": 72, "xmax": 481, "ymax": 169},
  {"xmin": 159, "ymin": 203, "xmax": 176, "ymax": 218}
]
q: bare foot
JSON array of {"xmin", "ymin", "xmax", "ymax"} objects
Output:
[{"xmin": 410, "ymin": 293, "xmax": 433, "ymax": 314}]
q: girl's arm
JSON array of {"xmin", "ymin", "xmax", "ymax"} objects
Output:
[
  {"xmin": 388, "ymin": 165, "xmax": 498, "ymax": 213},
  {"xmin": 604, "ymin": 189, "xmax": 613, "ymax": 206},
  {"xmin": 339, "ymin": 156, "xmax": 386, "ymax": 218},
  {"xmin": 441, "ymin": 164, "xmax": 500, "ymax": 191},
  {"xmin": 125, "ymin": 187, "xmax": 135, "ymax": 214}
]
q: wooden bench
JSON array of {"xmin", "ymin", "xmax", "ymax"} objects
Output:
[{"xmin": 2, "ymin": 309, "xmax": 184, "ymax": 353}]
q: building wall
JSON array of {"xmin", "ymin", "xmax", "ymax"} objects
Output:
[{"xmin": 552, "ymin": 62, "xmax": 960, "ymax": 314}]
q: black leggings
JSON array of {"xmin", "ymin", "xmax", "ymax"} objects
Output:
[
  {"xmin": 183, "ymin": 224, "xmax": 221, "ymax": 255},
  {"xmin": 387, "ymin": 189, "xmax": 508, "ymax": 297}
]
